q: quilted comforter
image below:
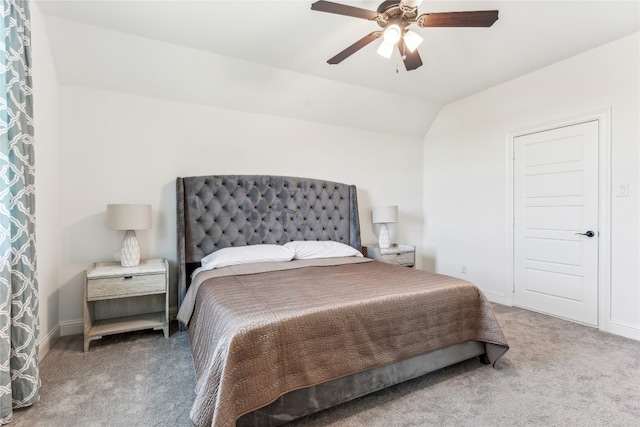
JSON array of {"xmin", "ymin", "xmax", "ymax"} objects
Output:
[{"xmin": 177, "ymin": 257, "xmax": 508, "ymax": 427}]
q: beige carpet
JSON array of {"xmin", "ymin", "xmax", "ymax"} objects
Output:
[{"xmin": 10, "ymin": 304, "xmax": 640, "ymax": 426}]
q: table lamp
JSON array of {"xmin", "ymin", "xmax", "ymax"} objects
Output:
[
  {"xmin": 372, "ymin": 205, "xmax": 397, "ymax": 249},
  {"xmin": 106, "ymin": 203, "xmax": 151, "ymax": 267}
]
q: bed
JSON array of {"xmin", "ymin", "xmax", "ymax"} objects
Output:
[{"xmin": 175, "ymin": 175, "xmax": 508, "ymax": 427}]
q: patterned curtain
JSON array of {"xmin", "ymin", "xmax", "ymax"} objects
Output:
[{"xmin": 0, "ymin": 0, "xmax": 39, "ymax": 424}]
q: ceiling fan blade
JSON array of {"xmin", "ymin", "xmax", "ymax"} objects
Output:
[
  {"xmin": 417, "ymin": 10, "xmax": 499, "ymax": 27},
  {"xmin": 311, "ymin": 1, "xmax": 379, "ymax": 20},
  {"xmin": 398, "ymin": 39, "xmax": 423, "ymax": 71},
  {"xmin": 328, "ymin": 31, "xmax": 383, "ymax": 64}
]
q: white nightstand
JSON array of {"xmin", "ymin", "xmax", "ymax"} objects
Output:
[
  {"xmin": 363, "ymin": 244, "xmax": 415, "ymax": 267},
  {"xmin": 84, "ymin": 258, "xmax": 169, "ymax": 352}
]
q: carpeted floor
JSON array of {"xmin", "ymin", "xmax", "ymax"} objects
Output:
[{"xmin": 9, "ymin": 304, "xmax": 640, "ymax": 426}]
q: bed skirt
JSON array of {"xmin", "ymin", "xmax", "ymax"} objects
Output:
[{"xmin": 237, "ymin": 340, "xmax": 486, "ymax": 426}]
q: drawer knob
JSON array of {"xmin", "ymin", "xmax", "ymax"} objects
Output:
[{"xmin": 123, "ymin": 276, "xmax": 133, "ymax": 280}]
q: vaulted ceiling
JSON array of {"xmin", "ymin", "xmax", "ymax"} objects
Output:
[{"xmin": 36, "ymin": 1, "xmax": 639, "ymax": 137}]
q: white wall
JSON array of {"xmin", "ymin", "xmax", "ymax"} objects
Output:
[
  {"xmin": 56, "ymin": 86, "xmax": 424, "ymax": 330},
  {"xmin": 31, "ymin": 2, "xmax": 61, "ymax": 358},
  {"xmin": 43, "ymin": 15, "xmax": 439, "ymax": 140},
  {"xmin": 31, "ymin": 12, "xmax": 425, "ymax": 335},
  {"xmin": 423, "ymin": 33, "xmax": 639, "ymax": 339}
]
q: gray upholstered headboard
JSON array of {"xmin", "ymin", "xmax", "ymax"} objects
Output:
[{"xmin": 176, "ymin": 175, "xmax": 361, "ymax": 309}]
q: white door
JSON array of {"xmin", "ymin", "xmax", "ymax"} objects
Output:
[{"xmin": 513, "ymin": 120, "xmax": 599, "ymax": 326}]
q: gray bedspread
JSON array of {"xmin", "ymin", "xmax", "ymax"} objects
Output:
[{"xmin": 178, "ymin": 258, "xmax": 509, "ymax": 427}]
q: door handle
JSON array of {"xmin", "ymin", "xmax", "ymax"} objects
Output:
[{"xmin": 575, "ymin": 230, "xmax": 595, "ymax": 237}]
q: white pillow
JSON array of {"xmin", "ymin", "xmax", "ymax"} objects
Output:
[
  {"xmin": 200, "ymin": 244, "xmax": 295, "ymax": 271},
  {"xmin": 284, "ymin": 240, "xmax": 363, "ymax": 260}
]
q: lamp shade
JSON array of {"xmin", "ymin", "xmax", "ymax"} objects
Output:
[
  {"xmin": 403, "ymin": 30, "xmax": 423, "ymax": 53},
  {"xmin": 372, "ymin": 205, "xmax": 398, "ymax": 224},
  {"xmin": 106, "ymin": 204, "xmax": 151, "ymax": 230},
  {"xmin": 377, "ymin": 40, "xmax": 395, "ymax": 58},
  {"xmin": 383, "ymin": 24, "xmax": 402, "ymax": 44}
]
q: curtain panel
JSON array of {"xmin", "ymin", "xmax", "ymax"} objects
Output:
[{"xmin": 0, "ymin": 0, "xmax": 39, "ymax": 424}]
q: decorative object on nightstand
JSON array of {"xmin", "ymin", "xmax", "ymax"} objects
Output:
[
  {"xmin": 84, "ymin": 258, "xmax": 169, "ymax": 352},
  {"xmin": 372, "ymin": 205, "xmax": 397, "ymax": 249},
  {"xmin": 363, "ymin": 244, "xmax": 415, "ymax": 268},
  {"xmin": 106, "ymin": 203, "xmax": 151, "ymax": 267}
]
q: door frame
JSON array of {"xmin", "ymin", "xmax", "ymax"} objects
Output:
[{"xmin": 505, "ymin": 108, "xmax": 611, "ymax": 330}]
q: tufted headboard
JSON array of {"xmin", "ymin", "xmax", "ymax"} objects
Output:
[{"xmin": 176, "ymin": 175, "xmax": 361, "ymax": 309}]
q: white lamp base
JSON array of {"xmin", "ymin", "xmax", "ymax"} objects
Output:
[
  {"xmin": 121, "ymin": 230, "xmax": 141, "ymax": 267},
  {"xmin": 378, "ymin": 223, "xmax": 391, "ymax": 249}
]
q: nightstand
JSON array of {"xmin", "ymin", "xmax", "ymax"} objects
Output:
[
  {"xmin": 84, "ymin": 258, "xmax": 169, "ymax": 352},
  {"xmin": 363, "ymin": 244, "xmax": 415, "ymax": 267}
]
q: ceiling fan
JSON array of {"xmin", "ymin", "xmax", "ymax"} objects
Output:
[{"xmin": 311, "ymin": 0, "xmax": 499, "ymax": 71}]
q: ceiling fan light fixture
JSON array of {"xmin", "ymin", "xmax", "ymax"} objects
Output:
[
  {"xmin": 311, "ymin": 0, "xmax": 499, "ymax": 71},
  {"xmin": 401, "ymin": 0, "xmax": 424, "ymax": 7},
  {"xmin": 377, "ymin": 40, "xmax": 395, "ymax": 58},
  {"xmin": 382, "ymin": 24, "xmax": 402, "ymax": 44},
  {"xmin": 403, "ymin": 30, "xmax": 423, "ymax": 52}
]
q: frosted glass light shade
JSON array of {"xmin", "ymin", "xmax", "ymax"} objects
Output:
[
  {"xmin": 372, "ymin": 205, "xmax": 398, "ymax": 224},
  {"xmin": 403, "ymin": 30, "xmax": 423, "ymax": 52},
  {"xmin": 402, "ymin": 0, "xmax": 424, "ymax": 7},
  {"xmin": 377, "ymin": 40, "xmax": 395, "ymax": 58},
  {"xmin": 383, "ymin": 24, "xmax": 402, "ymax": 44}
]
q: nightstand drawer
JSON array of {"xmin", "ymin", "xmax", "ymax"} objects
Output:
[
  {"xmin": 363, "ymin": 244, "xmax": 415, "ymax": 267},
  {"xmin": 381, "ymin": 251, "xmax": 414, "ymax": 266},
  {"xmin": 87, "ymin": 273, "xmax": 165, "ymax": 300}
]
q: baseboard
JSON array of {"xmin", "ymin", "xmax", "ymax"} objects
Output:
[
  {"xmin": 607, "ymin": 318, "xmax": 640, "ymax": 341},
  {"xmin": 38, "ymin": 324, "xmax": 61, "ymax": 362},
  {"xmin": 480, "ymin": 289, "xmax": 506, "ymax": 305},
  {"xmin": 60, "ymin": 318, "xmax": 84, "ymax": 337},
  {"xmin": 503, "ymin": 306, "xmax": 639, "ymax": 342}
]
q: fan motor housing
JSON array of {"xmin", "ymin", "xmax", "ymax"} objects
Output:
[{"xmin": 375, "ymin": 1, "xmax": 419, "ymax": 28}]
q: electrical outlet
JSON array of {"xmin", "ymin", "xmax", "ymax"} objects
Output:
[
  {"xmin": 617, "ymin": 182, "xmax": 629, "ymax": 197},
  {"xmin": 460, "ymin": 265, "xmax": 467, "ymax": 274}
]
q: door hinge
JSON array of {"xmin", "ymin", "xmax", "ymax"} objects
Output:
[{"xmin": 512, "ymin": 282, "xmax": 516, "ymax": 293}]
